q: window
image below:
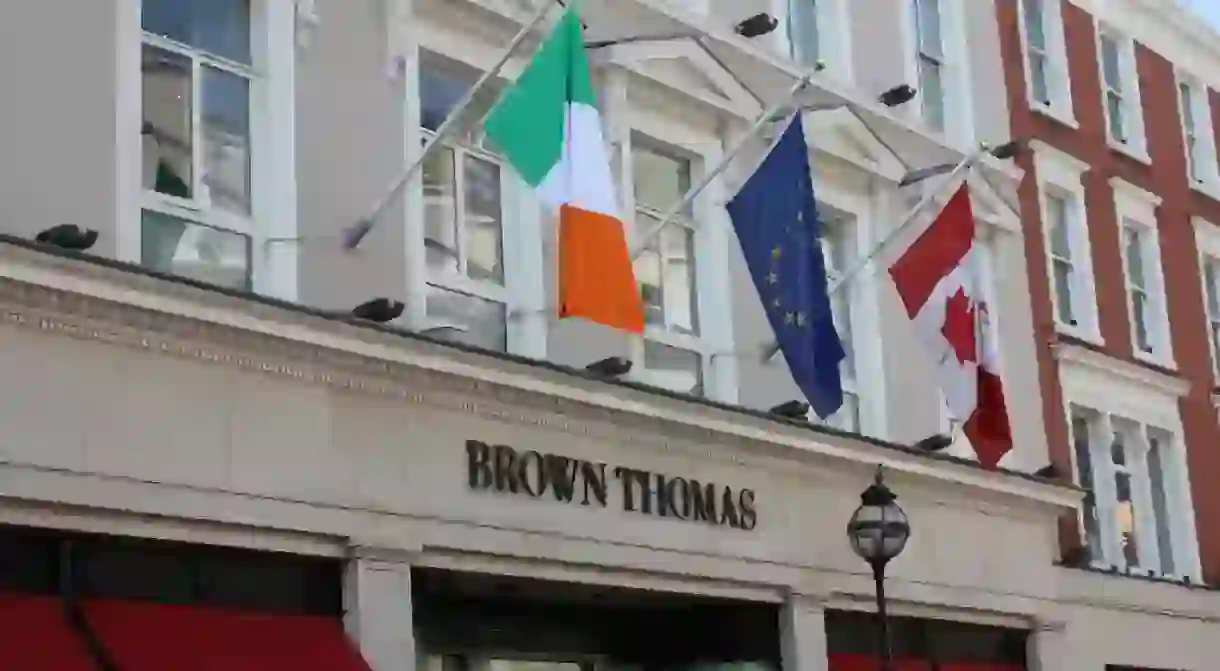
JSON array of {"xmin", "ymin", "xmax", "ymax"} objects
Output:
[
  {"xmin": 140, "ymin": 0, "xmax": 257, "ymax": 290},
  {"xmin": 1033, "ymin": 141, "xmax": 1098, "ymax": 340},
  {"xmin": 912, "ymin": 0, "xmax": 947, "ymax": 133},
  {"xmin": 419, "ymin": 52, "xmax": 511, "ymax": 352},
  {"xmin": 787, "ymin": 0, "xmax": 819, "ymax": 69},
  {"xmin": 818, "ymin": 213, "xmax": 860, "ymax": 432},
  {"xmin": 1112, "ymin": 179, "xmax": 1169, "ymax": 363},
  {"xmin": 1020, "ymin": 0, "xmax": 1072, "ymax": 119},
  {"xmin": 1096, "ymin": 27, "xmax": 1146, "ymax": 157},
  {"xmin": 1177, "ymin": 75, "xmax": 1219, "ymax": 192},
  {"xmin": 630, "ymin": 140, "xmax": 704, "ymax": 396},
  {"xmin": 1201, "ymin": 256, "xmax": 1220, "ymax": 377},
  {"xmin": 1068, "ymin": 405, "xmax": 1189, "ymax": 578}
]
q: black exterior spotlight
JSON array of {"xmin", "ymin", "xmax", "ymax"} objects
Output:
[
  {"xmin": 913, "ymin": 433, "xmax": 953, "ymax": 452},
  {"xmin": 878, "ymin": 84, "xmax": 917, "ymax": 108},
  {"xmin": 769, "ymin": 400, "xmax": 811, "ymax": 421},
  {"xmin": 990, "ymin": 139, "xmax": 1026, "ymax": 160},
  {"xmin": 585, "ymin": 356, "xmax": 632, "ymax": 378},
  {"xmin": 35, "ymin": 224, "xmax": 99, "ymax": 252},
  {"xmin": 351, "ymin": 298, "xmax": 404, "ymax": 323},
  {"xmin": 846, "ymin": 466, "xmax": 911, "ymax": 671},
  {"xmin": 735, "ymin": 13, "xmax": 779, "ymax": 38}
]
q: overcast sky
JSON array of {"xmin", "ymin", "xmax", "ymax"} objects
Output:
[{"xmin": 1181, "ymin": 0, "xmax": 1220, "ymax": 29}]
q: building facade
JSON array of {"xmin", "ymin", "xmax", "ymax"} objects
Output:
[
  {"xmin": 996, "ymin": 0, "xmax": 1220, "ymax": 666},
  {"xmin": 0, "ymin": 0, "xmax": 1213, "ymax": 669}
]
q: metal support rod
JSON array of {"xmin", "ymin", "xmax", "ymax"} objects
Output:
[
  {"xmin": 351, "ymin": 0, "xmax": 560, "ymax": 247},
  {"xmin": 628, "ymin": 71, "xmax": 815, "ymax": 261},
  {"xmin": 872, "ymin": 561, "xmax": 893, "ymax": 671},
  {"xmin": 761, "ymin": 148, "xmax": 984, "ymax": 361}
]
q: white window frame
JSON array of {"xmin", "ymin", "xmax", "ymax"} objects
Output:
[
  {"xmin": 811, "ymin": 207, "xmax": 865, "ymax": 434},
  {"xmin": 1176, "ymin": 72, "xmax": 1220, "ymax": 198},
  {"xmin": 900, "ymin": 0, "xmax": 975, "ymax": 149},
  {"xmin": 1057, "ymin": 344, "xmax": 1200, "ymax": 582},
  {"xmin": 608, "ymin": 89, "xmax": 736, "ymax": 402},
  {"xmin": 1095, "ymin": 24, "xmax": 1149, "ymax": 162},
  {"xmin": 403, "ymin": 44, "xmax": 546, "ymax": 359},
  {"xmin": 1192, "ymin": 217, "xmax": 1220, "ymax": 383},
  {"xmin": 772, "ymin": 0, "xmax": 853, "ymax": 82},
  {"xmin": 1017, "ymin": 0, "xmax": 1075, "ymax": 125},
  {"xmin": 1111, "ymin": 178, "xmax": 1171, "ymax": 366},
  {"xmin": 1032, "ymin": 140, "xmax": 1100, "ymax": 343},
  {"xmin": 118, "ymin": 0, "xmax": 298, "ymax": 300},
  {"xmin": 628, "ymin": 135, "xmax": 709, "ymax": 397}
]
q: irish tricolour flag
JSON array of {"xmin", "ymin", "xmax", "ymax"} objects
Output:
[{"xmin": 484, "ymin": 7, "xmax": 645, "ymax": 334}]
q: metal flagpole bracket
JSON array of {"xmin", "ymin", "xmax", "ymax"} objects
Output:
[
  {"xmin": 341, "ymin": 0, "xmax": 563, "ymax": 252},
  {"xmin": 628, "ymin": 70, "xmax": 817, "ymax": 261},
  {"xmin": 760, "ymin": 145, "xmax": 989, "ymax": 363}
]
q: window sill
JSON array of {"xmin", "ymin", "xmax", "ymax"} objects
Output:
[
  {"xmin": 1108, "ymin": 138, "xmax": 1151, "ymax": 165},
  {"xmin": 1054, "ymin": 321, "xmax": 1104, "ymax": 348},
  {"xmin": 1062, "ymin": 561, "xmax": 1205, "ymax": 589},
  {"xmin": 1133, "ymin": 346, "xmax": 1176, "ymax": 372},
  {"xmin": 1030, "ymin": 102, "xmax": 1078, "ymax": 130},
  {"xmin": 1190, "ymin": 177, "xmax": 1220, "ymax": 203}
]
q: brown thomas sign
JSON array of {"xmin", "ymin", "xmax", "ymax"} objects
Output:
[{"xmin": 465, "ymin": 440, "xmax": 757, "ymax": 530}]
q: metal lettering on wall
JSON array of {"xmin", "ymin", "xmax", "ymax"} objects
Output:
[{"xmin": 465, "ymin": 440, "xmax": 757, "ymax": 531}]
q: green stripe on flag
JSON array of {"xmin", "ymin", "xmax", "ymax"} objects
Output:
[{"xmin": 483, "ymin": 7, "xmax": 595, "ymax": 187}]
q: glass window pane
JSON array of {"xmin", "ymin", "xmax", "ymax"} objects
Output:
[
  {"xmin": 1107, "ymin": 91, "xmax": 1126, "ymax": 142},
  {"xmin": 832, "ymin": 291, "xmax": 855, "ymax": 380},
  {"xmin": 1070, "ymin": 408, "xmax": 1104, "ymax": 559},
  {"xmin": 1030, "ymin": 53, "xmax": 1050, "ymax": 104},
  {"xmin": 660, "ymin": 224, "xmax": 699, "ymax": 334},
  {"xmin": 632, "ymin": 144, "xmax": 692, "ymax": 212},
  {"xmin": 419, "ymin": 52, "xmax": 500, "ymax": 136},
  {"xmin": 789, "ymin": 0, "xmax": 819, "ymax": 67},
  {"xmin": 919, "ymin": 57, "xmax": 945, "ymax": 132},
  {"xmin": 423, "ymin": 144, "xmax": 461, "ymax": 276},
  {"xmin": 916, "ymin": 0, "xmax": 943, "ymax": 57},
  {"xmin": 830, "ymin": 390, "xmax": 860, "ymax": 433},
  {"xmin": 1047, "ymin": 195, "xmax": 1071, "ymax": 256},
  {"xmin": 463, "ymin": 155, "xmax": 505, "ymax": 284},
  {"xmin": 1100, "ymin": 35, "xmax": 1122, "ymax": 88},
  {"xmin": 1053, "ymin": 260, "xmax": 1075, "ymax": 324},
  {"xmin": 1146, "ymin": 428, "xmax": 1176, "ymax": 575},
  {"xmin": 142, "ymin": 0, "xmax": 251, "ymax": 64},
  {"xmin": 1205, "ymin": 261, "xmax": 1220, "ymax": 315},
  {"xmin": 201, "ymin": 66, "xmax": 251, "ymax": 216},
  {"xmin": 1124, "ymin": 225, "xmax": 1146, "ymax": 287},
  {"xmin": 633, "ymin": 230, "xmax": 665, "ymax": 328},
  {"xmin": 424, "ymin": 285, "xmax": 507, "ymax": 352},
  {"xmin": 642, "ymin": 340, "xmax": 703, "ymax": 396},
  {"xmin": 141, "ymin": 210, "xmax": 251, "ymax": 290},
  {"xmin": 1132, "ymin": 290, "xmax": 1151, "ymax": 353},
  {"xmin": 1024, "ymin": 0, "xmax": 1046, "ymax": 48},
  {"xmin": 1180, "ymin": 82, "xmax": 1196, "ymax": 131},
  {"xmin": 142, "ymin": 46, "xmax": 193, "ymax": 199}
]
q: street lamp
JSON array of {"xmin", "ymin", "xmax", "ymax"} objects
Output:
[{"xmin": 846, "ymin": 466, "xmax": 911, "ymax": 671}]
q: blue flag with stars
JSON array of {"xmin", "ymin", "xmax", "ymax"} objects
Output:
[{"xmin": 725, "ymin": 115, "xmax": 846, "ymax": 419}]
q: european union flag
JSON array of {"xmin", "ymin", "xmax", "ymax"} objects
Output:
[{"xmin": 726, "ymin": 115, "xmax": 846, "ymax": 418}]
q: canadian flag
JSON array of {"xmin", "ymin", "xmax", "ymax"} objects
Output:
[{"xmin": 888, "ymin": 184, "xmax": 1014, "ymax": 469}]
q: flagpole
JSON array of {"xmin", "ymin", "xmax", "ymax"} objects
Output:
[
  {"xmin": 628, "ymin": 71, "xmax": 816, "ymax": 261},
  {"xmin": 349, "ymin": 0, "xmax": 561, "ymax": 248},
  {"xmin": 760, "ymin": 147, "xmax": 986, "ymax": 362}
]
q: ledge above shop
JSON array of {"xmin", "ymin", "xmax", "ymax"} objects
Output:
[{"xmin": 0, "ymin": 235, "xmax": 1082, "ymax": 514}]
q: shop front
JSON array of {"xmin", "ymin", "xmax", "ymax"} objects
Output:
[{"xmin": 0, "ymin": 242, "xmax": 1216, "ymax": 670}]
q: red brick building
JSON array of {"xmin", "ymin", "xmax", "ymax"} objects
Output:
[{"xmin": 998, "ymin": 0, "xmax": 1220, "ymax": 584}]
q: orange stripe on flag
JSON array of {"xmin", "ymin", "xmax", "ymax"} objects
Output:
[{"xmin": 557, "ymin": 204, "xmax": 645, "ymax": 334}]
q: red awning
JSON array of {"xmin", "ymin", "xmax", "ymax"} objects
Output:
[
  {"xmin": 0, "ymin": 592, "xmax": 97, "ymax": 671},
  {"xmin": 84, "ymin": 599, "xmax": 373, "ymax": 671},
  {"xmin": 828, "ymin": 653, "xmax": 932, "ymax": 671}
]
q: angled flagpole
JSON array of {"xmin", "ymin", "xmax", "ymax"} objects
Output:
[
  {"xmin": 628, "ymin": 71, "xmax": 817, "ymax": 260},
  {"xmin": 760, "ymin": 146, "xmax": 987, "ymax": 362},
  {"xmin": 329, "ymin": 0, "xmax": 562, "ymax": 251}
]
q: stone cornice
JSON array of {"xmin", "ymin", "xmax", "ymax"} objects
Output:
[{"xmin": 0, "ymin": 241, "xmax": 1082, "ymax": 511}]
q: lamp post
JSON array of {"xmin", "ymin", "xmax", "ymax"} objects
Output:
[{"xmin": 846, "ymin": 466, "xmax": 911, "ymax": 671}]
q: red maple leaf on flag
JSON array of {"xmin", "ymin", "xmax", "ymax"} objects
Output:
[{"xmin": 941, "ymin": 288, "xmax": 977, "ymax": 364}]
